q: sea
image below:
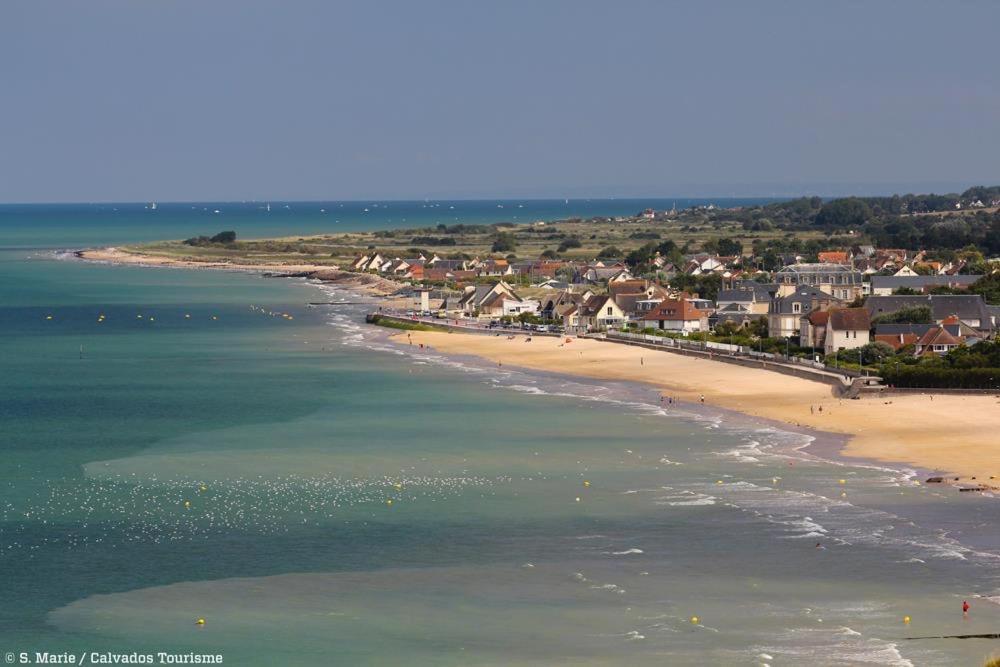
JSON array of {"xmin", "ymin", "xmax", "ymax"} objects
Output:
[{"xmin": 1, "ymin": 199, "xmax": 999, "ymax": 666}]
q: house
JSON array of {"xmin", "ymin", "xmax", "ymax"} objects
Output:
[
  {"xmin": 799, "ymin": 310, "xmax": 830, "ymax": 349},
  {"xmin": 576, "ymin": 294, "xmax": 627, "ymax": 331},
  {"xmin": 869, "ymin": 274, "xmax": 981, "ymax": 296},
  {"xmin": 580, "ymin": 265, "xmax": 633, "ymax": 284},
  {"xmin": 639, "ymin": 297, "xmax": 710, "ymax": 333},
  {"xmin": 424, "ymin": 268, "xmax": 456, "ymax": 283},
  {"xmin": 824, "ymin": 307, "xmax": 871, "ymax": 355},
  {"xmin": 914, "ymin": 325, "xmax": 963, "ymax": 356},
  {"xmin": 349, "ymin": 253, "xmax": 385, "ymax": 272},
  {"xmin": 864, "ymin": 295, "xmax": 994, "ymax": 334},
  {"xmin": 715, "ymin": 283, "xmax": 776, "ymax": 316},
  {"xmin": 768, "ymin": 285, "xmax": 842, "ymax": 339},
  {"xmin": 609, "ymin": 279, "xmax": 669, "ymax": 301},
  {"xmin": 458, "ymin": 281, "xmax": 533, "ymax": 318},
  {"xmin": 540, "ymin": 289, "xmax": 593, "ymax": 321},
  {"xmin": 873, "ymin": 321, "xmax": 974, "ymax": 351},
  {"xmin": 774, "ymin": 263, "xmax": 864, "ymax": 302},
  {"xmin": 893, "ymin": 265, "xmax": 919, "ymax": 277},
  {"xmin": 478, "ymin": 259, "xmax": 513, "ymax": 277},
  {"xmin": 817, "ymin": 251, "xmax": 851, "ymax": 265}
]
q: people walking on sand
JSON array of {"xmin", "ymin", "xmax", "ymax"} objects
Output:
[
  {"xmin": 700, "ymin": 395, "xmax": 705, "ymax": 404},
  {"xmin": 810, "ymin": 405, "xmax": 814, "ymax": 415}
]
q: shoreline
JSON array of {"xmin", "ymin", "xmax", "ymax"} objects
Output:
[
  {"xmin": 76, "ymin": 245, "xmax": 1000, "ymax": 486},
  {"xmin": 394, "ymin": 329, "xmax": 1000, "ymax": 484},
  {"xmin": 74, "ymin": 247, "xmax": 406, "ymax": 297}
]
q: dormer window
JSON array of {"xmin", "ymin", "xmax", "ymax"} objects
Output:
[{"xmin": 792, "ymin": 302, "xmax": 802, "ymax": 314}]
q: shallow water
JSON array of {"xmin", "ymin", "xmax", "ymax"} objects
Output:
[{"xmin": 2, "ymin": 203, "xmax": 1000, "ymax": 665}]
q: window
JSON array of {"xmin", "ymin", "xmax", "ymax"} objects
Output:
[
  {"xmin": 606, "ymin": 307, "xmax": 613, "ymax": 316},
  {"xmin": 792, "ymin": 303, "xmax": 801, "ymax": 314}
]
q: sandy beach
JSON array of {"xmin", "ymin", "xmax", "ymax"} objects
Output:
[{"xmin": 397, "ymin": 330, "xmax": 1000, "ymax": 481}]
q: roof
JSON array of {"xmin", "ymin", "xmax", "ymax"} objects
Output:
[
  {"xmin": 733, "ymin": 280, "xmax": 779, "ymax": 301},
  {"xmin": 716, "ymin": 288, "xmax": 756, "ymax": 304},
  {"xmin": 829, "ymin": 307, "xmax": 871, "ymax": 331},
  {"xmin": 870, "ymin": 275, "xmax": 981, "ymax": 290},
  {"xmin": 643, "ymin": 298, "xmax": 708, "ymax": 321},
  {"xmin": 817, "ymin": 251, "xmax": 850, "ymax": 264},
  {"xmin": 578, "ymin": 294, "xmax": 612, "ymax": 317},
  {"xmin": 613, "ymin": 293, "xmax": 644, "ymax": 315},
  {"xmin": 865, "ymin": 295, "xmax": 992, "ymax": 328},
  {"xmin": 874, "ymin": 333, "xmax": 920, "ymax": 350},
  {"xmin": 776, "ymin": 263, "xmax": 861, "ymax": 275},
  {"xmin": 807, "ymin": 310, "xmax": 830, "ymax": 326},
  {"xmin": 916, "ymin": 325, "xmax": 962, "ymax": 349},
  {"xmin": 771, "ymin": 285, "xmax": 842, "ymax": 313}
]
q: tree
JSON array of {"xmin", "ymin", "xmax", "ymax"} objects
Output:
[
  {"xmin": 491, "ymin": 232, "xmax": 516, "ymax": 253},
  {"xmin": 815, "ymin": 198, "xmax": 871, "ymax": 228},
  {"xmin": 597, "ymin": 246, "xmax": 623, "ymax": 258},
  {"xmin": 557, "ymin": 237, "xmax": 582, "ymax": 252},
  {"xmin": 715, "ymin": 238, "xmax": 743, "ymax": 257},
  {"xmin": 871, "ymin": 305, "xmax": 932, "ymax": 325},
  {"xmin": 210, "ymin": 230, "xmax": 236, "ymax": 244},
  {"xmin": 540, "ymin": 249, "xmax": 558, "ymax": 259}
]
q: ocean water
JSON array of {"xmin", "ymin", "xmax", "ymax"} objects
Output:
[{"xmin": 2, "ymin": 202, "xmax": 1000, "ymax": 666}]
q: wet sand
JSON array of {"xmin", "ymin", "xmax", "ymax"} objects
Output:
[{"xmin": 397, "ymin": 330, "xmax": 1000, "ymax": 481}]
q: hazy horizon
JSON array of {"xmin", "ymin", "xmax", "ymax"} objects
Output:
[{"xmin": 4, "ymin": 1, "xmax": 999, "ymax": 203}]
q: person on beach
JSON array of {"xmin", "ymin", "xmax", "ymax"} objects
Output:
[
  {"xmin": 700, "ymin": 395, "xmax": 705, "ymax": 403},
  {"xmin": 810, "ymin": 405, "xmax": 814, "ymax": 414},
  {"xmin": 963, "ymin": 600, "xmax": 970, "ymax": 615}
]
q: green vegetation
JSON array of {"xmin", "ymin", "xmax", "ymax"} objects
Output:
[
  {"xmin": 877, "ymin": 340, "xmax": 1000, "ymax": 389},
  {"xmin": 370, "ymin": 317, "xmax": 440, "ymax": 332},
  {"xmin": 871, "ymin": 305, "xmax": 933, "ymax": 325},
  {"xmin": 183, "ymin": 230, "xmax": 236, "ymax": 246},
  {"xmin": 491, "ymin": 232, "xmax": 517, "ymax": 253}
]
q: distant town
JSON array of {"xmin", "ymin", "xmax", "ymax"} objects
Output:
[{"xmin": 99, "ymin": 186, "xmax": 1000, "ymax": 390}]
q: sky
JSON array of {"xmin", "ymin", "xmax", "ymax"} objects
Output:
[{"xmin": 2, "ymin": 0, "xmax": 999, "ymax": 203}]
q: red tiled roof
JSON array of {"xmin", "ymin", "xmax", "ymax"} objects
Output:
[
  {"xmin": 644, "ymin": 298, "xmax": 707, "ymax": 321},
  {"xmin": 807, "ymin": 310, "xmax": 830, "ymax": 326},
  {"xmin": 875, "ymin": 333, "xmax": 919, "ymax": 350},
  {"xmin": 818, "ymin": 251, "xmax": 850, "ymax": 264}
]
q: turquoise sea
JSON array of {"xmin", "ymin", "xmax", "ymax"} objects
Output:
[{"xmin": 2, "ymin": 201, "xmax": 1000, "ymax": 666}]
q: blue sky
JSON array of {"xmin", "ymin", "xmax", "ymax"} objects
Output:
[{"xmin": 3, "ymin": 1, "xmax": 999, "ymax": 202}]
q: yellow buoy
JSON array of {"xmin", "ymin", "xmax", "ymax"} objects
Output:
[
  {"xmin": 838, "ymin": 479, "xmax": 846, "ymax": 485},
  {"xmin": 583, "ymin": 480, "xmax": 591, "ymax": 487},
  {"xmin": 183, "ymin": 500, "xmax": 191, "ymax": 509},
  {"xmin": 903, "ymin": 615, "xmax": 911, "ymax": 624},
  {"xmin": 393, "ymin": 483, "xmax": 403, "ymax": 490},
  {"xmin": 46, "ymin": 315, "xmax": 53, "ymax": 320},
  {"xmin": 690, "ymin": 616, "xmax": 699, "ymax": 624},
  {"xmin": 575, "ymin": 496, "xmax": 581, "ymax": 502},
  {"xmin": 196, "ymin": 618, "xmax": 205, "ymax": 626},
  {"xmin": 386, "ymin": 499, "xmax": 393, "ymax": 506},
  {"xmin": 199, "ymin": 485, "xmax": 207, "ymax": 492},
  {"xmin": 716, "ymin": 480, "xmax": 723, "ymax": 485},
  {"xmin": 211, "ymin": 316, "xmax": 218, "ymax": 320}
]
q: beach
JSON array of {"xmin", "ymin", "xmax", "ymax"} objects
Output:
[{"xmin": 396, "ymin": 330, "xmax": 1000, "ymax": 481}]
